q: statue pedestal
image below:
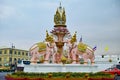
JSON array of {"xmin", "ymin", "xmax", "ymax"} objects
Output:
[
  {"xmin": 24, "ymin": 64, "xmax": 98, "ymax": 73},
  {"xmin": 61, "ymin": 65, "xmax": 66, "ymax": 72}
]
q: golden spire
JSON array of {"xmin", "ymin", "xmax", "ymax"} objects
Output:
[
  {"xmin": 49, "ymin": 35, "xmax": 54, "ymax": 43},
  {"xmin": 70, "ymin": 31, "xmax": 77, "ymax": 43},
  {"xmin": 45, "ymin": 30, "xmax": 49, "ymax": 42},
  {"xmin": 54, "ymin": 3, "xmax": 66, "ymax": 26},
  {"xmin": 45, "ymin": 30, "xmax": 54, "ymax": 43},
  {"xmin": 46, "ymin": 30, "xmax": 49, "ymax": 38}
]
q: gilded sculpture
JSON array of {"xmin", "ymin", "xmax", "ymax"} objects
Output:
[{"xmin": 54, "ymin": 5, "xmax": 66, "ymax": 25}]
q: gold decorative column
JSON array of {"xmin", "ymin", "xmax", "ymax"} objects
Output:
[{"xmin": 51, "ymin": 3, "xmax": 70, "ymax": 54}]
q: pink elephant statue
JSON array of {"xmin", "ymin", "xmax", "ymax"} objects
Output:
[
  {"xmin": 80, "ymin": 46, "xmax": 95, "ymax": 64},
  {"xmin": 29, "ymin": 42, "xmax": 57, "ymax": 64},
  {"xmin": 66, "ymin": 41, "xmax": 95, "ymax": 64}
]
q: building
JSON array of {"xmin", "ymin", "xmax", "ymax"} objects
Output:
[
  {"xmin": 0, "ymin": 48, "xmax": 29, "ymax": 68},
  {"xmin": 95, "ymin": 55, "xmax": 120, "ymax": 63}
]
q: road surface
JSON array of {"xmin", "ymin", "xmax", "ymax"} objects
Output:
[{"xmin": 0, "ymin": 72, "xmax": 12, "ymax": 80}]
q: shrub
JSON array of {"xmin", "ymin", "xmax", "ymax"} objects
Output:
[{"xmin": 5, "ymin": 72, "xmax": 114, "ymax": 79}]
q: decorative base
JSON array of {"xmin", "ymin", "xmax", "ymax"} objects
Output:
[
  {"xmin": 54, "ymin": 24, "xmax": 66, "ymax": 27},
  {"xmin": 24, "ymin": 64, "xmax": 98, "ymax": 73}
]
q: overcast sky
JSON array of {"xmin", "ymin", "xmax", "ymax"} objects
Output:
[{"xmin": 0, "ymin": 0, "xmax": 120, "ymax": 55}]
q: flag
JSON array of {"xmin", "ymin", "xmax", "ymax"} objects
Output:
[
  {"xmin": 105, "ymin": 46, "xmax": 109, "ymax": 51},
  {"xmin": 93, "ymin": 46, "xmax": 97, "ymax": 51},
  {"xmin": 79, "ymin": 36, "xmax": 82, "ymax": 42}
]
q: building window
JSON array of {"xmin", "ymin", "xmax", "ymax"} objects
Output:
[
  {"xmin": 4, "ymin": 50, "xmax": 7, "ymax": 54},
  {"xmin": 9, "ymin": 58, "xmax": 12, "ymax": 62},
  {"xmin": 18, "ymin": 51, "xmax": 20, "ymax": 55},
  {"xmin": 118, "ymin": 58, "xmax": 119, "ymax": 60},
  {"xmin": 0, "ymin": 58, "xmax": 1, "ymax": 61},
  {"xmin": 14, "ymin": 58, "xmax": 17, "ymax": 63},
  {"xmin": 14, "ymin": 58, "xmax": 17, "ymax": 61},
  {"xmin": 14, "ymin": 51, "xmax": 17, "ymax": 55},
  {"xmin": 0, "ymin": 50, "xmax": 2, "ymax": 54},
  {"xmin": 22, "ymin": 52, "xmax": 24, "ymax": 55},
  {"xmin": 18, "ymin": 58, "xmax": 20, "ymax": 61},
  {"xmin": 102, "ymin": 55, "xmax": 104, "ymax": 58},
  {"xmin": 9, "ymin": 49, "xmax": 12, "ymax": 54},
  {"xmin": 26, "ymin": 52, "xmax": 28, "ymax": 56},
  {"xmin": 4, "ymin": 57, "xmax": 7, "ymax": 62}
]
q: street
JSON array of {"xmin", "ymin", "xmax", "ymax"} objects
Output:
[
  {"xmin": 114, "ymin": 75, "xmax": 120, "ymax": 80},
  {"xmin": 0, "ymin": 72, "xmax": 12, "ymax": 80}
]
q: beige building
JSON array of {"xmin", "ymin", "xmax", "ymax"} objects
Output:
[{"xmin": 0, "ymin": 48, "xmax": 29, "ymax": 68}]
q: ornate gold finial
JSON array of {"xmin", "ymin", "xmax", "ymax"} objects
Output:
[
  {"xmin": 45, "ymin": 30, "xmax": 49, "ymax": 42},
  {"xmin": 45, "ymin": 31, "xmax": 54, "ymax": 43},
  {"xmin": 49, "ymin": 35, "xmax": 54, "ymax": 43},
  {"xmin": 70, "ymin": 31, "xmax": 77, "ymax": 43},
  {"xmin": 46, "ymin": 30, "xmax": 49, "ymax": 38},
  {"xmin": 54, "ymin": 3, "xmax": 66, "ymax": 26}
]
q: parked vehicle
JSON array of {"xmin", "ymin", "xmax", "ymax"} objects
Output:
[
  {"xmin": 17, "ymin": 60, "xmax": 30, "ymax": 71},
  {"xmin": 102, "ymin": 64, "xmax": 120, "ymax": 75}
]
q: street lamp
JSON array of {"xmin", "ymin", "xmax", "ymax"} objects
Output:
[
  {"xmin": 9, "ymin": 51, "xmax": 11, "ymax": 70},
  {"xmin": 9, "ymin": 43, "xmax": 15, "ymax": 71}
]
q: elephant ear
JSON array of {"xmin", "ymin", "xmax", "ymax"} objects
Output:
[
  {"xmin": 37, "ymin": 42, "xmax": 46, "ymax": 52},
  {"xmin": 77, "ymin": 43, "xmax": 87, "ymax": 53}
]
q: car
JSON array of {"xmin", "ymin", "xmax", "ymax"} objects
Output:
[{"xmin": 102, "ymin": 64, "xmax": 120, "ymax": 75}]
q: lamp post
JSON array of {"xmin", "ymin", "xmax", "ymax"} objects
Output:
[
  {"xmin": 9, "ymin": 50, "xmax": 11, "ymax": 70},
  {"xmin": 14, "ymin": 58, "xmax": 17, "ymax": 72},
  {"xmin": 9, "ymin": 47, "xmax": 12, "ymax": 70},
  {"xmin": 9, "ymin": 43, "xmax": 15, "ymax": 71}
]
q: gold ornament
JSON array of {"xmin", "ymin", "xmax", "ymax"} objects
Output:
[
  {"xmin": 45, "ymin": 31, "xmax": 54, "ymax": 43},
  {"xmin": 54, "ymin": 5, "xmax": 66, "ymax": 25},
  {"xmin": 62, "ymin": 8, "xmax": 66, "ymax": 24},
  {"xmin": 37, "ymin": 42, "xmax": 46, "ymax": 52},
  {"xmin": 77, "ymin": 43, "xmax": 87, "ymax": 53},
  {"xmin": 46, "ymin": 30, "xmax": 49, "ymax": 39},
  {"xmin": 70, "ymin": 31, "xmax": 77, "ymax": 43},
  {"xmin": 61, "ymin": 55, "xmax": 67, "ymax": 64}
]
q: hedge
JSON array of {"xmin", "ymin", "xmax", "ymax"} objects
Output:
[{"xmin": 5, "ymin": 72, "xmax": 114, "ymax": 78}]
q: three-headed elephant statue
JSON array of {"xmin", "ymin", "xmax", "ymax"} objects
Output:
[
  {"xmin": 29, "ymin": 42, "xmax": 57, "ymax": 64},
  {"xmin": 66, "ymin": 41, "xmax": 95, "ymax": 64}
]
